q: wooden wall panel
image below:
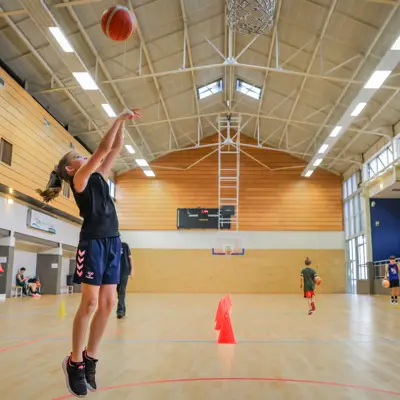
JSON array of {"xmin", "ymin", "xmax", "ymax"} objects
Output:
[
  {"xmin": 127, "ymin": 249, "xmax": 346, "ymax": 293},
  {"xmin": 117, "ymin": 135, "xmax": 343, "ymax": 231},
  {"xmin": 0, "ymin": 68, "xmax": 90, "ymax": 218}
]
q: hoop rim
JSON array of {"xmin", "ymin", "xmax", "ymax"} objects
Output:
[{"xmin": 212, "ymin": 248, "xmax": 245, "ymax": 256}]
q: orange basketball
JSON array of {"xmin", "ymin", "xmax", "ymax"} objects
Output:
[
  {"xmin": 382, "ymin": 279, "xmax": 390, "ymax": 289},
  {"xmin": 314, "ymin": 276, "xmax": 322, "ymax": 286},
  {"xmin": 101, "ymin": 6, "xmax": 136, "ymax": 42}
]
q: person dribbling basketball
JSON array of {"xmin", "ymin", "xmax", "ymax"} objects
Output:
[
  {"xmin": 300, "ymin": 257, "xmax": 319, "ymax": 315},
  {"xmin": 386, "ymin": 255, "xmax": 399, "ymax": 305}
]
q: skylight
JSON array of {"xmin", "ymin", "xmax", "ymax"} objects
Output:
[
  {"xmin": 236, "ymin": 78, "xmax": 262, "ymax": 100},
  {"xmin": 197, "ymin": 79, "xmax": 223, "ymax": 99}
]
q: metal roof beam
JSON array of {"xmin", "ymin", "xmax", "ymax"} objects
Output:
[
  {"xmin": 327, "ymin": 88, "xmax": 400, "ymax": 170},
  {"xmin": 278, "ymin": 0, "xmax": 338, "ymax": 148},
  {"xmin": 17, "ymin": 0, "xmax": 134, "ymax": 170},
  {"xmin": 60, "ymin": 0, "xmax": 152, "ymax": 158},
  {"xmin": 0, "ymin": 0, "xmax": 101, "ymax": 18},
  {"xmin": 302, "ymin": 6, "xmax": 397, "ymax": 157},
  {"xmin": 179, "ymin": 0, "xmax": 204, "ymax": 140},
  {"xmin": 128, "ymin": 0, "xmax": 179, "ymax": 148}
]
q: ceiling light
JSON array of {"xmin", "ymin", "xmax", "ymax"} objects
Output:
[
  {"xmin": 9, "ymin": 188, "xmax": 13, "ymax": 194},
  {"xmin": 350, "ymin": 102, "xmax": 367, "ymax": 117},
  {"xmin": 313, "ymin": 158, "xmax": 323, "ymax": 167},
  {"xmin": 329, "ymin": 126, "xmax": 343, "ymax": 137},
  {"xmin": 102, "ymin": 104, "xmax": 116, "ymax": 118},
  {"xmin": 391, "ymin": 35, "xmax": 400, "ymax": 50},
  {"xmin": 318, "ymin": 144, "xmax": 329, "ymax": 154},
  {"xmin": 136, "ymin": 159, "xmax": 148, "ymax": 167},
  {"xmin": 7, "ymin": 198, "xmax": 13, "ymax": 204},
  {"xmin": 49, "ymin": 27, "xmax": 74, "ymax": 53},
  {"xmin": 364, "ymin": 70, "xmax": 391, "ymax": 89},
  {"xmin": 144, "ymin": 170, "xmax": 155, "ymax": 177},
  {"xmin": 72, "ymin": 72, "xmax": 99, "ymax": 90},
  {"xmin": 125, "ymin": 145, "xmax": 135, "ymax": 154},
  {"xmin": 305, "ymin": 170, "xmax": 313, "ymax": 178}
]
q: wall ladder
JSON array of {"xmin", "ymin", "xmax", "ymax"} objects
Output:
[{"xmin": 217, "ymin": 115, "xmax": 241, "ymax": 231}]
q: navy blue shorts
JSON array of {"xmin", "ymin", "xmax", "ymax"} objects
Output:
[{"xmin": 74, "ymin": 237, "xmax": 121, "ymax": 286}]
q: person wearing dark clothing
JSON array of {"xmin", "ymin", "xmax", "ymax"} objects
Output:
[{"xmin": 117, "ymin": 242, "xmax": 133, "ymax": 319}]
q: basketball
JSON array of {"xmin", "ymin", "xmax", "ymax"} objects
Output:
[
  {"xmin": 382, "ymin": 279, "xmax": 390, "ymax": 289},
  {"xmin": 101, "ymin": 5, "xmax": 136, "ymax": 41},
  {"xmin": 315, "ymin": 276, "xmax": 322, "ymax": 286}
]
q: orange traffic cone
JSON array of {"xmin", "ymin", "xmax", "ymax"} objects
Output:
[
  {"xmin": 218, "ymin": 311, "xmax": 236, "ymax": 344},
  {"xmin": 225, "ymin": 294, "xmax": 232, "ymax": 309},
  {"xmin": 215, "ymin": 300, "xmax": 224, "ymax": 330}
]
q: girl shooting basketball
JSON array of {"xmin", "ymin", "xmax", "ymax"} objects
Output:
[
  {"xmin": 300, "ymin": 257, "xmax": 319, "ymax": 315},
  {"xmin": 37, "ymin": 109, "xmax": 140, "ymax": 398}
]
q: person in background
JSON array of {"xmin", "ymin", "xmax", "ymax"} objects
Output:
[
  {"xmin": 386, "ymin": 255, "xmax": 399, "ymax": 305},
  {"xmin": 300, "ymin": 258, "xmax": 318, "ymax": 315},
  {"xmin": 117, "ymin": 242, "xmax": 133, "ymax": 319},
  {"xmin": 16, "ymin": 268, "xmax": 40, "ymax": 297}
]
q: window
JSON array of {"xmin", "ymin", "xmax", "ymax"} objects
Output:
[
  {"xmin": 366, "ymin": 145, "xmax": 394, "ymax": 179},
  {"xmin": 236, "ymin": 78, "xmax": 262, "ymax": 100},
  {"xmin": 197, "ymin": 79, "xmax": 223, "ymax": 100},
  {"xmin": 0, "ymin": 138, "xmax": 12, "ymax": 166},
  {"xmin": 108, "ymin": 178, "xmax": 116, "ymax": 200},
  {"xmin": 63, "ymin": 183, "xmax": 70, "ymax": 198}
]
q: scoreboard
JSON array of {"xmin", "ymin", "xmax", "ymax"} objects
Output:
[{"xmin": 176, "ymin": 206, "xmax": 235, "ymax": 229}]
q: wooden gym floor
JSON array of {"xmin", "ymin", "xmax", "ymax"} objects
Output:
[{"xmin": 0, "ymin": 294, "xmax": 399, "ymax": 399}]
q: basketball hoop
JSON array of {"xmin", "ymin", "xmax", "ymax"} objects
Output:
[
  {"xmin": 228, "ymin": 0, "xmax": 277, "ymax": 35},
  {"xmin": 224, "ymin": 245, "xmax": 233, "ymax": 257}
]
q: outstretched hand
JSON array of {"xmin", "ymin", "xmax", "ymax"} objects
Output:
[{"xmin": 119, "ymin": 109, "xmax": 141, "ymax": 121}]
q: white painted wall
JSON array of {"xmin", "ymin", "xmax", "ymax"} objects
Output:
[
  {"xmin": 121, "ymin": 230, "xmax": 345, "ymax": 250},
  {"xmin": 13, "ymin": 250, "xmax": 37, "ymax": 282},
  {"xmin": 0, "ymin": 196, "xmax": 80, "ymax": 247}
]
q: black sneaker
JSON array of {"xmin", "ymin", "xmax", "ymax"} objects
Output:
[
  {"xmin": 117, "ymin": 314, "xmax": 125, "ymax": 319},
  {"xmin": 83, "ymin": 350, "xmax": 98, "ymax": 392},
  {"xmin": 62, "ymin": 356, "xmax": 87, "ymax": 398}
]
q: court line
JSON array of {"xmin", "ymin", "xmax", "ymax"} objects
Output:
[
  {"xmin": 43, "ymin": 337, "xmax": 400, "ymax": 344},
  {"xmin": 0, "ymin": 333, "xmax": 59, "ymax": 353},
  {"xmin": 52, "ymin": 377, "xmax": 400, "ymax": 399},
  {"xmin": 3, "ymin": 336, "xmax": 400, "ymax": 345},
  {"xmin": 0, "ymin": 335, "xmax": 53, "ymax": 353}
]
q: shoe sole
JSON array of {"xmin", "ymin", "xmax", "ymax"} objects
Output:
[
  {"xmin": 87, "ymin": 383, "xmax": 96, "ymax": 392},
  {"xmin": 62, "ymin": 356, "xmax": 87, "ymax": 398}
]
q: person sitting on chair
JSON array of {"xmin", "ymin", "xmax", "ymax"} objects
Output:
[{"xmin": 16, "ymin": 268, "xmax": 40, "ymax": 297}]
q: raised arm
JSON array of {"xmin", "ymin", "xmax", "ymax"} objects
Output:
[
  {"xmin": 73, "ymin": 111, "xmax": 136, "ymax": 193},
  {"xmin": 96, "ymin": 109, "xmax": 141, "ymax": 178}
]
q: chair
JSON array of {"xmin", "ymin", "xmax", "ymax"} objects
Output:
[{"xmin": 12, "ymin": 286, "xmax": 23, "ymax": 298}]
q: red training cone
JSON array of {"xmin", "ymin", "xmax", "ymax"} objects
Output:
[
  {"xmin": 225, "ymin": 294, "xmax": 232, "ymax": 309},
  {"xmin": 215, "ymin": 300, "xmax": 224, "ymax": 330},
  {"xmin": 217, "ymin": 312, "xmax": 236, "ymax": 344}
]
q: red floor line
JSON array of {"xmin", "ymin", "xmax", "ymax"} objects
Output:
[
  {"xmin": 52, "ymin": 377, "xmax": 400, "ymax": 399},
  {"xmin": 0, "ymin": 334, "xmax": 58, "ymax": 353}
]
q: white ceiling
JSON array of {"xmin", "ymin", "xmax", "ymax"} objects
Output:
[{"xmin": 0, "ymin": 0, "xmax": 400, "ymax": 175}]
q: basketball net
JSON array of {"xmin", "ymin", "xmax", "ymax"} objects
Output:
[{"xmin": 228, "ymin": 0, "xmax": 277, "ymax": 35}]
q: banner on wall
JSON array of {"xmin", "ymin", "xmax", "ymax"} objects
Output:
[{"xmin": 27, "ymin": 209, "xmax": 56, "ymax": 234}]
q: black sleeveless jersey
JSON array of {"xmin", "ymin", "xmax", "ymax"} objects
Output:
[{"xmin": 72, "ymin": 173, "xmax": 119, "ymax": 240}]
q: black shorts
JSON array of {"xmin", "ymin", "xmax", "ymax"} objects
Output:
[
  {"xmin": 74, "ymin": 237, "xmax": 121, "ymax": 286},
  {"xmin": 390, "ymin": 279, "xmax": 399, "ymax": 288}
]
